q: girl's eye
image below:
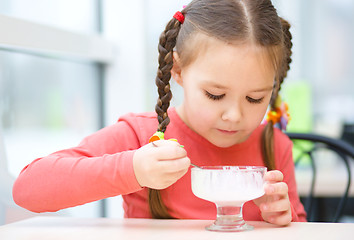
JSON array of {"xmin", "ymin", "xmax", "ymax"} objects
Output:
[
  {"xmin": 246, "ymin": 96, "xmax": 264, "ymax": 104},
  {"xmin": 205, "ymin": 91, "xmax": 225, "ymax": 101}
]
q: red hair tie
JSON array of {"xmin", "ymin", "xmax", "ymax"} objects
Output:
[{"xmin": 173, "ymin": 11, "xmax": 184, "ymax": 24}]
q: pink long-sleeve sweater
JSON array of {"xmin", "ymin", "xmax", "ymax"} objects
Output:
[{"xmin": 12, "ymin": 108, "xmax": 306, "ymax": 221}]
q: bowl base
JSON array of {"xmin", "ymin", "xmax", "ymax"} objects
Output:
[{"xmin": 206, "ymin": 222, "xmax": 254, "ymax": 232}]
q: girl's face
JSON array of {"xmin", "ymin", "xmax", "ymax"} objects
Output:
[{"xmin": 172, "ymin": 36, "xmax": 276, "ymax": 148}]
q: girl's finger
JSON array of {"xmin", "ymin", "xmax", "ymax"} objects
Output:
[
  {"xmin": 151, "ymin": 143, "xmax": 187, "ymax": 160},
  {"xmin": 264, "ymin": 182, "xmax": 288, "ymax": 195},
  {"xmin": 158, "ymin": 157, "xmax": 191, "ymax": 173},
  {"xmin": 266, "ymin": 211, "xmax": 292, "ymax": 226},
  {"xmin": 264, "ymin": 170, "xmax": 284, "ymax": 182},
  {"xmin": 163, "ymin": 168, "xmax": 190, "ymax": 181},
  {"xmin": 260, "ymin": 198, "xmax": 290, "ymax": 213}
]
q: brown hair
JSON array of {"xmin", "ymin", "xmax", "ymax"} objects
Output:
[{"xmin": 151, "ymin": 0, "xmax": 293, "ymax": 219}]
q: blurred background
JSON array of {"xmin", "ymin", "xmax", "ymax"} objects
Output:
[{"xmin": 0, "ymin": 0, "xmax": 353, "ymax": 224}]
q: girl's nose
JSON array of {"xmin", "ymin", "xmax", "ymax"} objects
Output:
[{"xmin": 221, "ymin": 105, "xmax": 242, "ymax": 123}]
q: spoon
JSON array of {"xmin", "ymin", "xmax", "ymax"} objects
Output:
[{"xmin": 190, "ymin": 163, "xmax": 202, "ymax": 169}]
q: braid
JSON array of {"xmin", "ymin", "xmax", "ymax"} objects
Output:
[
  {"xmin": 270, "ymin": 17, "xmax": 293, "ymax": 106},
  {"xmin": 262, "ymin": 17, "xmax": 293, "ymax": 171},
  {"xmin": 261, "ymin": 121, "xmax": 276, "ymax": 170},
  {"xmin": 155, "ymin": 18, "xmax": 182, "ymax": 133},
  {"xmin": 277, "ymin": 17, "xmax": 293, "ymax": 94},
  {"xmin": 149, "ymin": 17, "xmax": 182, "ymax": 219}
]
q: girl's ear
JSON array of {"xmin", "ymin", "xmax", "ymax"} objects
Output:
[{"xmin": 171, "ymin": 52, "xmax": 183, "ymax": 86}]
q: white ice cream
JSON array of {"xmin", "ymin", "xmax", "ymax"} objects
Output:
[{"xmin": 191, "ymin": 166, "xmax": 266, "ymax": 206}]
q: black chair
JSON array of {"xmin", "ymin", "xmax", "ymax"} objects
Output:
[{"xmin": 286, "ymin": 132, "xmax": 354, "ymax": 222}]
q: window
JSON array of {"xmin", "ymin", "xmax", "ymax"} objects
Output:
[{"xmin": 0, "ymin": 0, "xmax": 113, "ymax": 219}]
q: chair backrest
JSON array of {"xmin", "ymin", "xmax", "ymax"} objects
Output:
[{"xmin": 286, "ymin": 132, "xmax": 354, "ymax": 223}]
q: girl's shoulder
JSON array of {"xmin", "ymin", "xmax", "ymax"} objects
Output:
[
  {"xmin": 117, "ymin": 111, "xmax": 158, "ymax": 126},
  {"xmin": 271, "ymin": 127, "xmax": 293, "ymax": 162},
  {"xmin": 117, "ymin": 108, "xmax": 177, "ymax": 130},
  {"xmin": 273, "ymin": 127, "xmax": 292, "ymax": 146},
  {"xmin": 253, "ymin": 124, "xmax": 291, "ymax": 142},
  {"xmin": 255, "ymin": 124, "xmax": 292, "ymax": 149},
  {"xmin": 118, "ymin": 111, "xmax": 157, "ymax": 120},
  {"xmin": 117, "ymin": 111, "xmax": 158, "ymax": 145}
]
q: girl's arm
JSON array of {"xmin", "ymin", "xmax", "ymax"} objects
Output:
[{"xmin": 12, "ymin": 121, "xmax": 143, "ymax": 213}]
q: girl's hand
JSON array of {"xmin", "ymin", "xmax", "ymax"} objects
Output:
[
  {"xmin": 253, "ymin": 170, "xmax": 292, "ymax": 226},
  {"xmin": 133, "ymin": 140, "xmax": 190, "ymax": 189}
]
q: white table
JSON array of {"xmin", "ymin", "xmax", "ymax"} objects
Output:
[{"xmin": 1, "ymin": 216, "xmax": 353, "ymax": 240}]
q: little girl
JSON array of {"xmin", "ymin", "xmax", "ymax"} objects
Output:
[{"xmin": 13, "ymin": 0, "xmax": 306, "ymax": 225}]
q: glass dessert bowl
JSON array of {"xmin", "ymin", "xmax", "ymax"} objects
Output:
[{"xmin": 191, "ymin": 166, "xmax": 266, "ymax": 232}]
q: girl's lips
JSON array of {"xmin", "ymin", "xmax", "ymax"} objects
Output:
[{"xmin": 217, "ymin": 129, "xmax": 238, "ymax": 135}]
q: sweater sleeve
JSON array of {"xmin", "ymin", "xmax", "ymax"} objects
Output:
[
  {"xmin": 12, "ymin": 120, "xmax": 143, "ymax": 213},
  {"xmin": 274, "ymin": 130, "xmax": 307, "ymax": 222}
]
